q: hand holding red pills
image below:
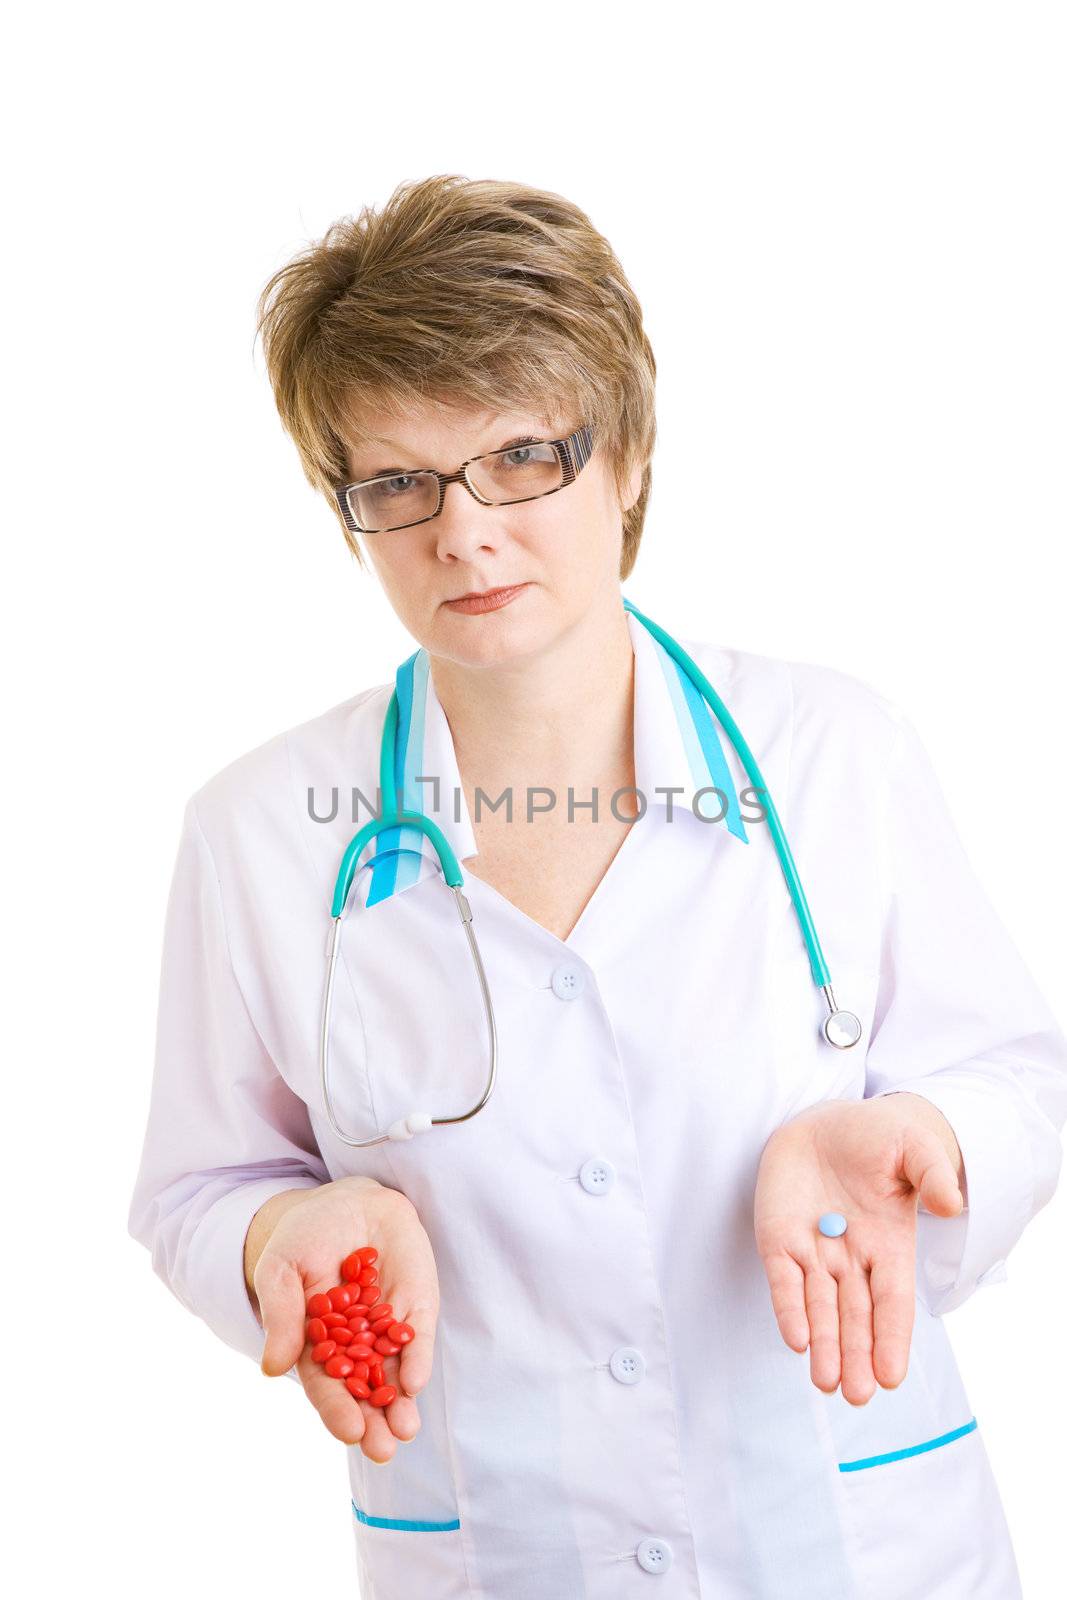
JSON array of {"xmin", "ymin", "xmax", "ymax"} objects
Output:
[
  {"xmin": 306, "ymin": 1245, "xmax": 417, "ymax": 1413},
  {"xmin": 255, "ymin": 1175, "xmax": 438, "ymax": 1459}
]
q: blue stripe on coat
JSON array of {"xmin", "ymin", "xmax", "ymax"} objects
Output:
[
  {"xmin": 838, "ymin": 1417, "xmax": 978, "ymax": 1472},
  {"xmin": 651, "ymin": 637, "xmax": 749, "ymax": 842},
  {"xmin": 352, "ymin": 1498, "xmax": 461, "ymax": 1532},
  {"xmin": 366, "ymin": 650, "xmax": 423, "ymax": 906}
]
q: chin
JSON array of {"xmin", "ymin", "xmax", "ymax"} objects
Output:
[{"xmin": 438, "ymin": 611, "xmax": 546, "ymax": 667}]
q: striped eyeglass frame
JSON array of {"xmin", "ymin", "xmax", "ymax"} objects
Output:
[{"xmin": 333, "ymin": 423, "xmax": 596, "ymax": 535}]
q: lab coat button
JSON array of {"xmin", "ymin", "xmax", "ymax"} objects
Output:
[
  {"xmin": 636, "ymin": 1537, "xmax": 673, "ymax": 1574},
  {"xmin": 609, "ymin": 1346, "xmax": 646, "ymax": 1384},
  {"xmin": 550, "ymin": 962, "xmax": 586, "ymax": 1000},
  {"xmin": 579, "ymin": 1157, "xmax": 616, "ymax": 1195}
]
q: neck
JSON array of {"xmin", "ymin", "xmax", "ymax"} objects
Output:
[{"xmin": 428, "ymin": 593, "xmax": 636, "ymax": 793}]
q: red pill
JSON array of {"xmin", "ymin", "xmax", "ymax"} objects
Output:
[
  {"xmin": 345, "ymin": 1376, "xmax": 371, "ymax": 1400},
  {"xmin": 388, "ymin": 1323, "xmax": 415, "ymax": 1345},
  {"xmin": 332, "ymin": 1327, "xmax": 355, "ymax": 1347},
  {"xmin": 348, "ymin": 1340, "xmax": 374, "ymax": 1359},
  {"xmin": 368, "ymin": 1385, "xmax": 397, "ymax": 1408},
  {"xmin": 356, "ymin": 1246, "xmax": 378, "ymax": 1266},
  {"xmin": 365, "ymin": 1302, "xmax": 393, "ymax": 1322},
  {"xmin": 307, "ymin": 1293, "xmax": 332, "ymax": 1318},
  {"xmin": 328, "ymin": 1285, "xmax": 353, "ymax": 1312},
  {"xmin": 325, "ymin": 1355, "xmax": 355, "ymax": 1379},
  {"xmin": 369, "ymin": 1360, "xmax": 386, "ymax": 1388},
  {"xmin": 357, "ymin": 1266, "xmax": 379, "ymax": 1287},
  {"xmin": 340, "ymin": 1253, "xmax": 364, "ymax": 1283},
  {"xmin": 322, "ymin": 1311, "xmax": 348, "ymax": 1329},
  {"xmin": 350, "ymin": 1361, "xmax": 370, "ymax": 1382},
  {"xmin": 357, "ymin": 1285, "xmax": 379, "ymax": 1305},
  {"xmin": 306, "ymin": 1318, "xmax": 328, "ymax": 1344},
  {"xmin": 347, "ymin": 1314, "xmax": 370, "ymax": 1333},
  {"xmin": 370, "ymin": 1317, "xmax": 394, "ymax": 1336},
  {"xmin": 374, "ymin": 1337, "xmax": 402, "ymax": 1356},
  {"xmin": 311, "ymin": 1340, "xmax": 337, "ymax": 1364}
]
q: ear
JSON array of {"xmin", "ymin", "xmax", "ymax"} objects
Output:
[{"xmin": 621, "ymin": 458, "xmax": 644, "ymax": 516}]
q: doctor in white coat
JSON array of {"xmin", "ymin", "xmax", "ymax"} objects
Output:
[{"xmin": 128, "ymin": 176, "xmax": 1067, "ymax": 1599}]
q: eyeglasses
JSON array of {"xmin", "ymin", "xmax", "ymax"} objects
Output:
[{"xmin": 334, "ymin": 423, "xmax": 596, "ymax": 535}]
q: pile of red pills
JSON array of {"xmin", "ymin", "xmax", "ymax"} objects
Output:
[{"xmin": 305, "ymin": 1245, "xmax": 416, "ymax": 1409}]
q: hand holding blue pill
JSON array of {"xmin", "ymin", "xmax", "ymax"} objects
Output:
[{"xmin": 753, "ymin": 1093, "xmax": 964, "ymax": 1406}]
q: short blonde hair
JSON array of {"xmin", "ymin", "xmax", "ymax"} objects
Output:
[{"xmin": 254, "ymin": 175, "xmax": 657, "ymax": 579}]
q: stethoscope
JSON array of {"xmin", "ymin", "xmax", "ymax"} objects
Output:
[{"xmin": 320, "ymin": 599, "xmax": 863, "ymax": 1148}]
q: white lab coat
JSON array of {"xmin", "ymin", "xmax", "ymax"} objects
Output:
[{"xmin": 128, "ymin": 608, "xmax": 1067, "ymax": 1599}]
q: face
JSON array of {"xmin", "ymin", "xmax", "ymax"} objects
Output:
[{"xmin": 341, "ymin": 401, "xmax": 642, "ymax": 669}]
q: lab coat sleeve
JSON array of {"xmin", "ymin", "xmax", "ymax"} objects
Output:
[
  {"xmin": 127, "ymin": 798, "xmax": 330, "ymax": 1373},
  {"xmin": 862, "ymin": 709, "xmax": 1067, "ymax": 1315}
]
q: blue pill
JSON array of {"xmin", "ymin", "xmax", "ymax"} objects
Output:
[{"xmin": 818, "ymin": 1211, "xmax": 848, "ymax": 1238}]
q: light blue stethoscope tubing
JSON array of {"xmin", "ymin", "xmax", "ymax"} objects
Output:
[{"xmin": 319, "ymin": 603, "xmax": 861, "ymax": 1147}]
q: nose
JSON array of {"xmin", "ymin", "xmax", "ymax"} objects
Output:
[{"xmin": 432, "ymin": 477, "xmax": 504, "ymax": 564}]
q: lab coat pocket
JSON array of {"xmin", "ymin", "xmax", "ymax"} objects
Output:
[
  {"xmin": 346, "ymin": 1350, "xmax": 469, "ymax": 1599},
  {"xmin": 823, "ymin": 1305, "xmax": 1019, "ymax": 1598},
  {"xmin": 351, "ymin": 1515, "xmax": 468, "ymax": 1600},
  {"xmin": 833, "ymin": 1419, "xmax": 1017, "ymax": 1599}
]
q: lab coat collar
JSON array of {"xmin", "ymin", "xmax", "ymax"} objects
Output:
[
  {"xmin": 362, "ymin": 602, "xmax": 748, "ymax": 910},
  {"xmin": 627, "ymin": 605, "xmax": 750, "ymax": 839}
]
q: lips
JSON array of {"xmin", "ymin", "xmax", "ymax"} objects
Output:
[
  {"xmin": 452, "ymin": 587, "xmax": 517, "ymax": 601},
  {"xmin": 444, "ymin": 583, "xmax": 529, "ymax": 615}
]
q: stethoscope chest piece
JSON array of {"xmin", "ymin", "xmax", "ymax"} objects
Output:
[{"xmin": 821, "ymin": 1005, "xmax": 863, "ymax": 1050}]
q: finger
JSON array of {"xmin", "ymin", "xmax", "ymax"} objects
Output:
[
  {"xmin": 869, "ymin": 1245, "xmax": 916, "ymax": 1390},
  {"xmin": 375, "ymin": 1349, "xmax": 421, "ymax": 1442},
  {"xmin": 359, "ymin": 1400, "xmax": 399, "ymax": 1464},
  {"xmin": 804, "ymin": 1265, "xmax": 841, "ymax": 1393},
  {"xmin": 302, "ymin": 1357, "xmax": 408, "ymax": 1458},
  {"xmin": 761, "ymin": 1250, "xmax": 810, "ymax": 1353},
  {"xmin": 259, "ymin": 1256, "xmax": 312, "ymax": 1377},
  {"xmin": 836, "ymin": 1265, "xmax": 876, "ymax": 1407},
  {"xmin": 301, "ymin": 1341, "xmax": 417, "ymax": 1450},
  {"xmin": 300, "ymin": 1357, "xmax": 369, "ymax": 1448},
  {"xmin": 899, "ymin": 1127, "xmax": 964, "ymax": 1218},
  {"xmin": 384, "ymin": 1391, "xmax": 422, "ymax": 1442},
  {"xmin": 396, "ymin": 1303, "xmax": 438, "ymax": 1398}
]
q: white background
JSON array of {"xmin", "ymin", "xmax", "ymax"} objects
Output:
[{"xmin": 5, "ymin": 3, "xmax": 1065, "ymax": 1595}]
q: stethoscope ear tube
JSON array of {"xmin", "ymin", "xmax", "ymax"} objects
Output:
[
  {"xmin": 621, "ymin": 599, "xmax": 862, "ymax": 1052},
  {"xmin": 319, "ymin": 845, "xmax": 500, "ymax": 1146}
]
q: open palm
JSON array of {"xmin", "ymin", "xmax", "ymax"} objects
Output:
[
  {"xmin": 256, "ymin": 1175, "xmax": 440, "ymax": 1462},
  {"xmin": 754, "ymin": 1095, "xmax": 964, "ymax": 1405}
]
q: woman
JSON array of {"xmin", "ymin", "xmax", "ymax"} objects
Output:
[{"xmin": 128, "ymin": 176, "xmax": 1067, "ymax": 1599}]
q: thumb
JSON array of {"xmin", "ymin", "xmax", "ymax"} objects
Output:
[
  {"xmin": 259, "ymin": 1257, "xmax": 308, "ymax": 1377},
  {"xmin": 900, "ymin": 1125, "xmax": 964, "ymax": 1218}
]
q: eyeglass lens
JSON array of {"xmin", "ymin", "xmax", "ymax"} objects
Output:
[{"xmin": 348, "ymin": 441, "xmax": 564, "ymax": 532}]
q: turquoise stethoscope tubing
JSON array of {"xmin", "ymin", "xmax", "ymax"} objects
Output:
[{"xmin": 319, "ymin": 599, "xmax": 862, "ymax": 1148}]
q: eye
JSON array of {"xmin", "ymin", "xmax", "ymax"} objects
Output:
[{"xmin": 497, "ymin": 436, "xmax": 552, "ymax": 467}]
